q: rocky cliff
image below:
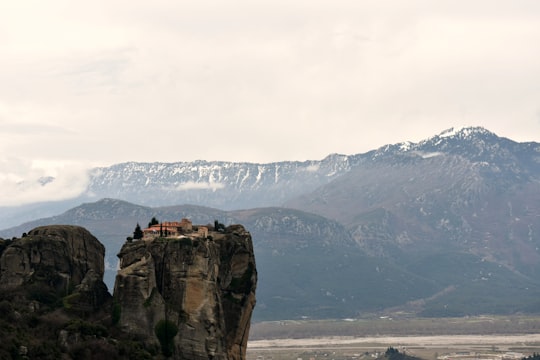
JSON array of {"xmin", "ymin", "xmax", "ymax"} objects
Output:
[
  {"xmin": 0, "ymin": 225, "xmax": 110, "ymax": 313},
  {"xmin": 0, "ymin": 224, "xmax": 256, "ymax": 359},
  {"xmin": 114, "ymin": 224, "xmax": 257, "ymax": 360}
]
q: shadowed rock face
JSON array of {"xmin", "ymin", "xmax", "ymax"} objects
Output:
[
  {"xmin": 114, "ymin": 224, "xmax": 257, "ymax": 360},
  {"xmin": 0, "ymin": 225, "xmax": 110, "ymax": 312}
]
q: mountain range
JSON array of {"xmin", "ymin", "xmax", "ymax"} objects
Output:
[{"xmin": 1, "ymin": 126, "xmax": 539, "ymax": 320}]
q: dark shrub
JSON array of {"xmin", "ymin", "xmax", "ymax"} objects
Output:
[{"xmin": 154, "ymin": 319, "xmax": 178, "ymax": 357}]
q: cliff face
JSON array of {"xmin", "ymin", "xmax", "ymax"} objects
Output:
[
  {"xmin": 0, "ymin": 223, "xmax": 256, "ymax": 359},
  {"xmin": 0, "ymin": 225, "xmax": 110, "ymax": 312},
  {"xmin": 114, "ymin": 224, "xmax": 257, "ymax": 360}
]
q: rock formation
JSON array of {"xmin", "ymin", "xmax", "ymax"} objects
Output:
[
  {"xmin": 0, "ymin": 225, "xmax": 110, "ymax": 312},
  {"xmin": 0, "ymin": 223, "xmax": 256, "ymax": 359},
  {"xmin": 114, "ymin": 224, "xmax": 257, "ymax": 360}
]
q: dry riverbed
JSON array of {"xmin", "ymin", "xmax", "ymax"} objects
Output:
[
  {"xmin": 247, "ymin": 317, "xmax": 540, "ymax": 360},
  {"xmin": 248, "ymin": 334, "xmax": 540, "ymax": 348},
  {"xmin": 247, "ymin": 335, "xmax": 540, "ymax": 360}
]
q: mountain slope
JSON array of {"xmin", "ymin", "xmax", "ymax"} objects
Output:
[
  {"xmin": 286, "ymin": 127, "xmax": 540, "ymax": 264},
  {"xmin": 285, "ymin": 127, "xmax": 540, "ymax": 315},
  {"xmin": 231, "ymin": 207, "xmax": 439, "ymax": 319},
  {"xmin": 0, "ymin": 199, "xmax": 442, "ymax": 320}
]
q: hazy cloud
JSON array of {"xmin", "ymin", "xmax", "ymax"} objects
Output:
[
  {"xmin": 305, "ymin": 164, "xmax": 321, "ymax": 172},
  {"xmin": 1, "ymin": 1, "xmax": 540, "ymax": 206},
  {"xmin": 0, "ymin": 158, "xmax": 89, "ymax": 206},
  {"xmin": 175, "ymin": 181, "xmax": 225, "ymax": 192}
]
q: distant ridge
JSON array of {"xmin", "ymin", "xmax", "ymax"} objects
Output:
[{"xmin": 2, "ymin": 126, "xmax": 538, "ymax": 230}]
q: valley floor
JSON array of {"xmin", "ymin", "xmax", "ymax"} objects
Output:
[
  {"xmin": 247, "ymin": 316, "xmax": 540, "ymax": 360},
  {"xmin": 247, "ymin": 334, "xmax": 540, "ymax": 360}
]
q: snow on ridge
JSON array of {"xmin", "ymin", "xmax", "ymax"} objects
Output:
[
  {"xmin": 255, "ymin": 166, "xmax": 265, "ymax": 185},
  {"xmin": 414, "ymin": 126, "xmax": 492, "ymax": 149},
  {"xmin": 239, "ymin": 168, "xmax": 250, "ymax": 187},
  {"xmin": 399, "ymin": 141, "xmax": 413, "ymax": 151},
  {"xmin": 438, "ymin": 126, "xmax": 490, "ymax": 139}
]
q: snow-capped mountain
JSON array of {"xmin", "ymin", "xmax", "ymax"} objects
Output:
[
  {"xmin": 86, "ymin": 126, "xmax": 539, "ymax": 207},
  {"xmin": 286, "ymin": 126, "xmax": 540, "ymax": 279},
  {"xmin": 2, "ymin": 126, "xmax": 539, "ymax": 229},
  {"xmin": 369, "ymin": 126, "xmax": 539, "ymax": 170},
  {"xmin": 84, "ymin": 153, "xmax": 359, "ymax": 210}
]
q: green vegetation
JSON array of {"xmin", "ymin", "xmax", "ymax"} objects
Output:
[
  {"xmin": 214, "ymin": 219, "xmax": 226, "ymax": 232},
  {"xmin": 116, "ymin": 339, "xmax": 157, "ymax": 359},
  {"xmin": 65, "ymin": 319, "xmax": 108, "ymax": 337},
  {"xmin": 26, "ymin": 282, "xmax": 62, "ymax": 307},
  {"xmin": 133, "ymin": 223, "xmax": 143, "ymax": 240},
  {"xmin": 148, "ymin": 217, "xmax": 159, "ymax": 228},
  {"xmin": 154, "ymin": 319, "xmax": 178, "ymax": 357},
  {"xmin": 63, "ymin": 292, "xmax": 81, "ymax": 310},
  {"xmin": 112, "ymin": 302, "xmax": 121, "ymax": 325},
  {"xmin": 0, "ymin": 291, "xmax": 162, "ymax": 359},
  {"xmin": 171, "ymin": 237, "xmax": 192, "ymax": 246},
  {"xmin": 254, "ymin": 241, "xmax": 438, "ymax": 320},
  {"xmin": 380, "ymin": 347, "xmax": 422, "ymax": 360},
  {"xmin": 405, "ymin": 252, "xmax": 540, "ymax": 317}
]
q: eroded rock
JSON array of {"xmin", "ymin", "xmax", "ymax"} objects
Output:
[
  {"xmin": 0, "ymin": 225, "xmax": 110, "ymax": 312},
  {"xmin": 114, "ymin": 224, "xmax": 257, "ymax": 360}
]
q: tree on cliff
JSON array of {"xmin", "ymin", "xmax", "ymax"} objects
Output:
[
  {"xmin": 133, "ymin": 223, "xmax": 143, "ymax": 240},
  {"xmin": 148, "ymin": 217, "xmax": 159, "ymax": 228},
  {"xmin": 214, "ymin": 219, "xmax": 225, "ymax": 232}
]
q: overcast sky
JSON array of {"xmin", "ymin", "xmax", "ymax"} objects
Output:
[{"xmin": 1, "ymin": 1, "xmax": 540, "ymax": 205}]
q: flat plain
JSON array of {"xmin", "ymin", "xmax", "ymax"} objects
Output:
[{"xmin": 247, "ymin": 316, "xmax": 540, "ymax": 360}]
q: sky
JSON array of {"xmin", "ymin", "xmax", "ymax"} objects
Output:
[{"xmin": 1, "ymin": 0, "xmax": 540, "ymax": 205}]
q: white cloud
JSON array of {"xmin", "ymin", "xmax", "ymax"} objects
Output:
[
  {"xmin": 175, "ymin": 181, "xmax": 225, "ymax": 191},
  {"xmin": 417, "ymin": 152, "xmax": 443, "ymax": 159},
  {"xmin": 0, "ymin": 158, "xmax": 89, "ymax": 206}
]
